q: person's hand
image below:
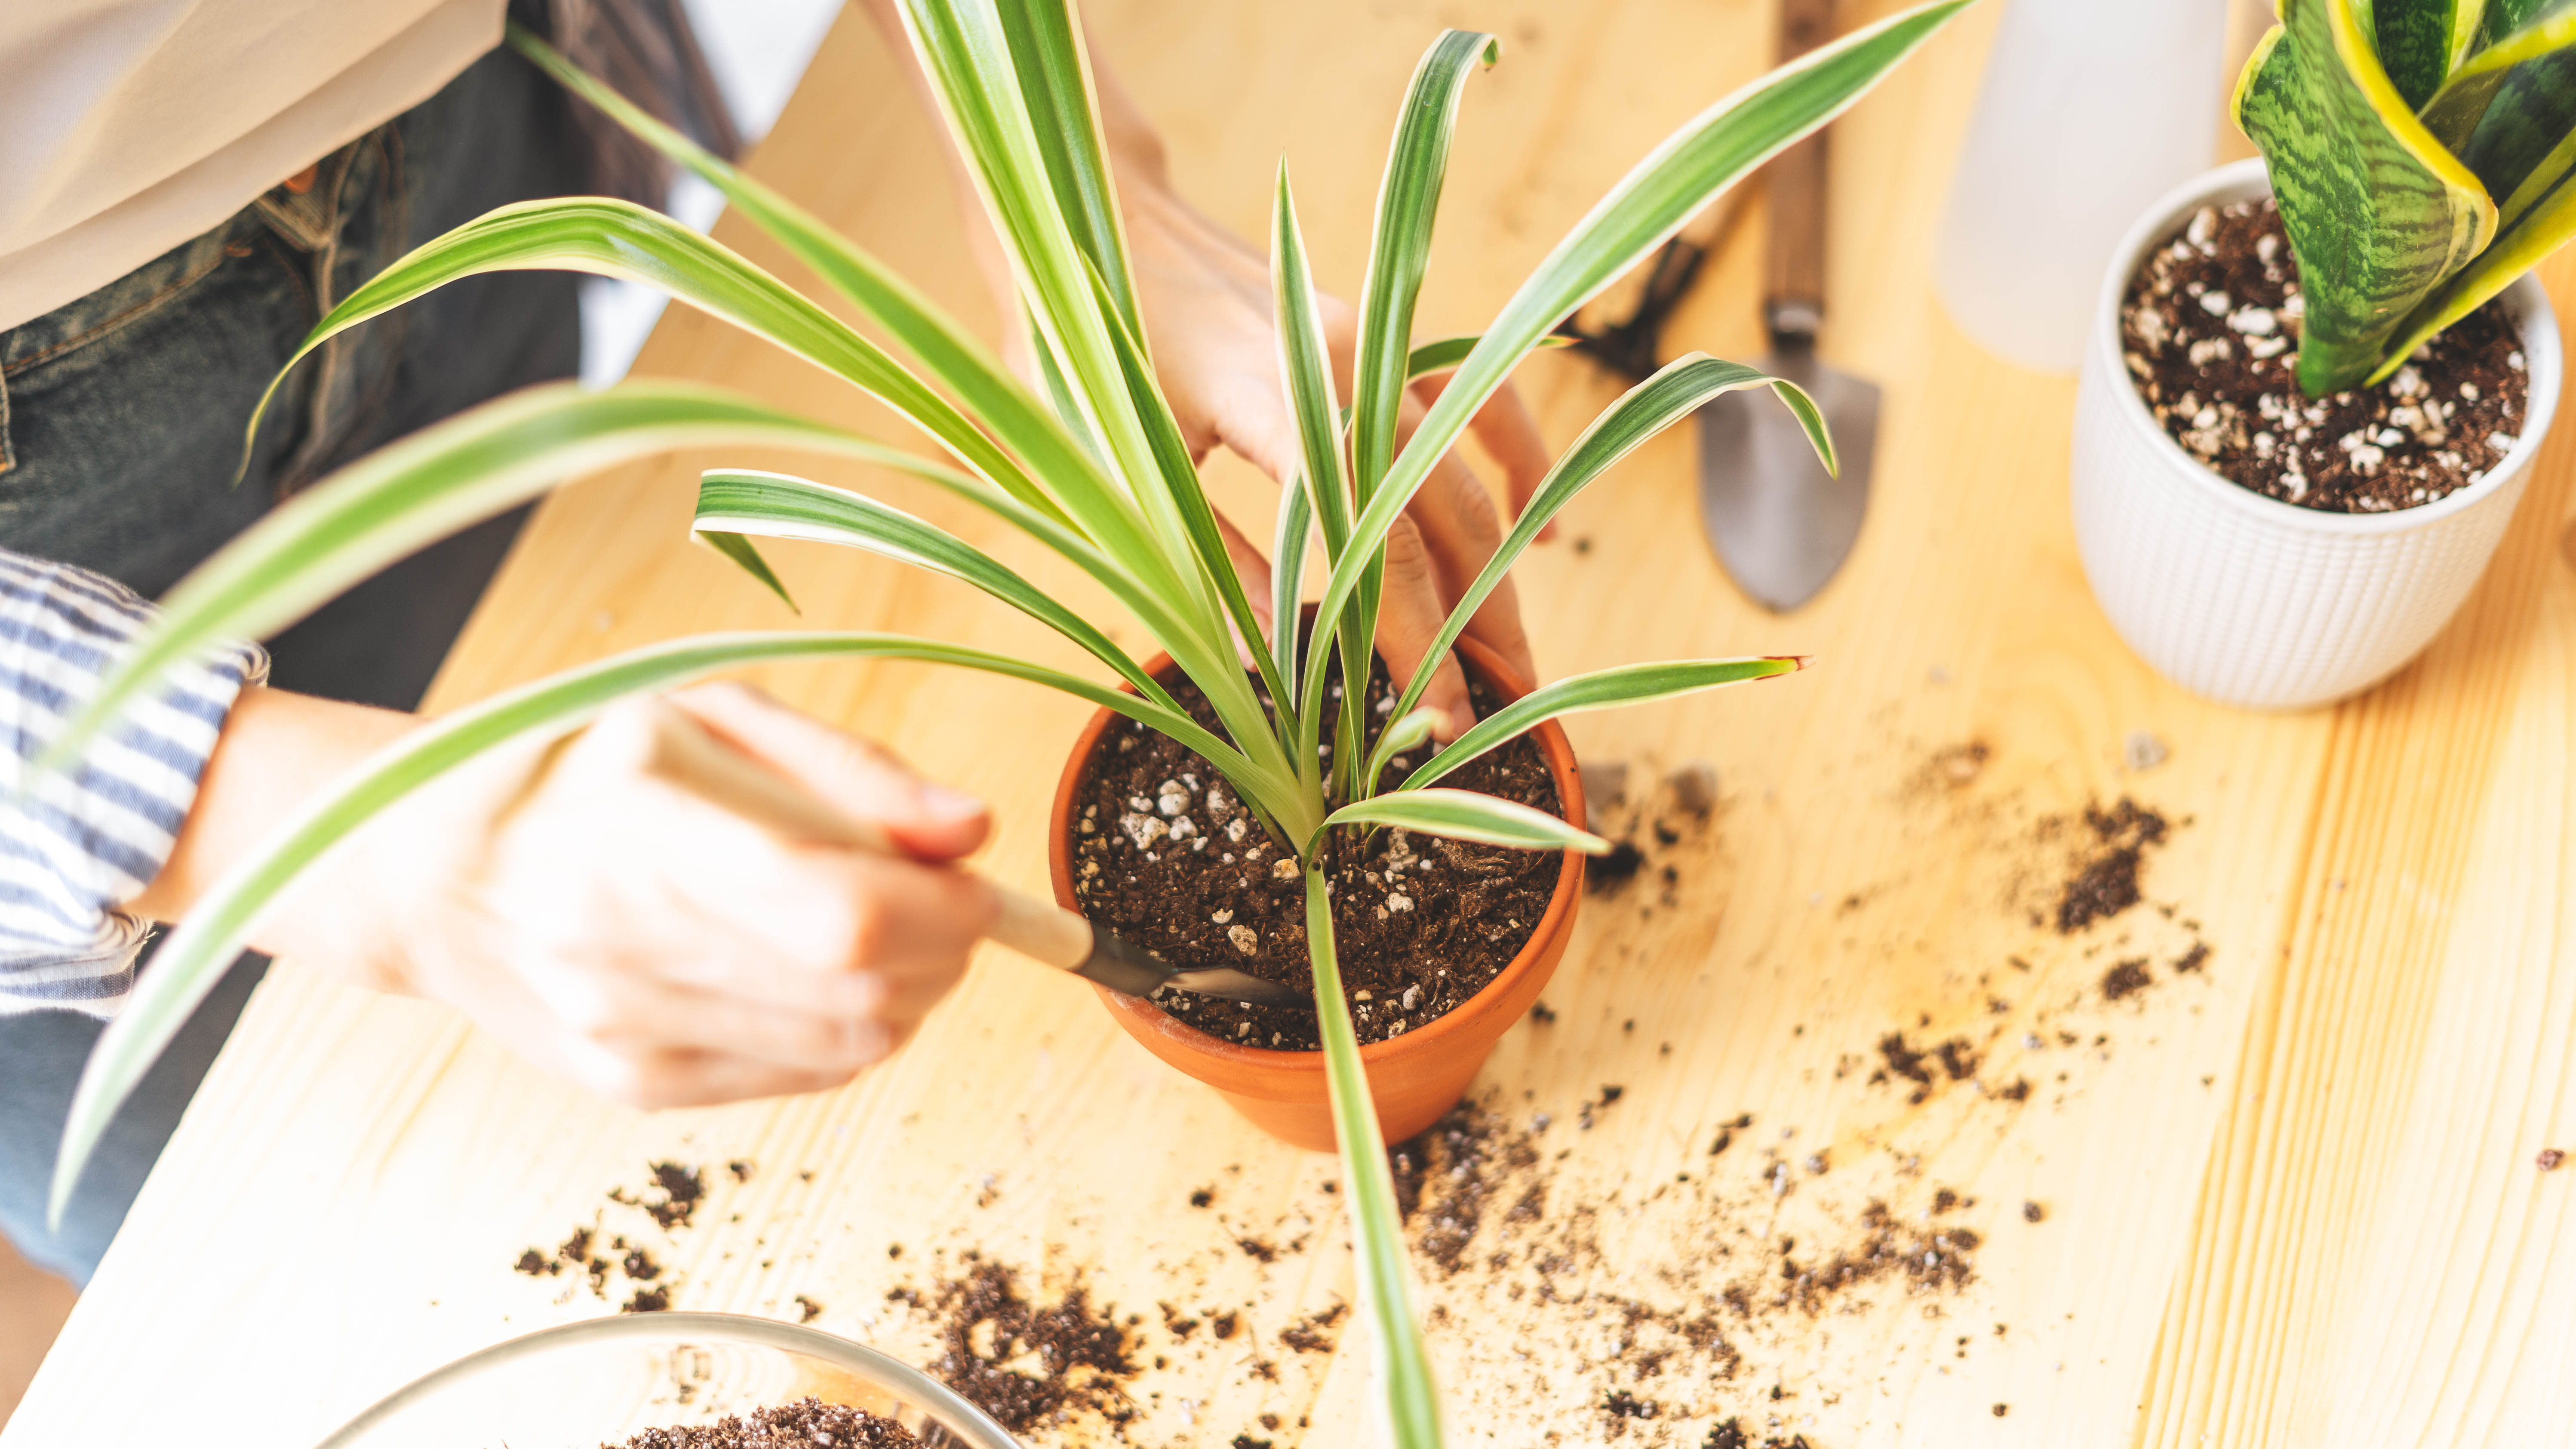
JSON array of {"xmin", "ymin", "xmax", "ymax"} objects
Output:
[
  {"xmin": 1114, "ymin": 173, "xmax": 1558, "ymax": 736},
  {"xmin": 233, "ymin": 683, "xmax": 998, "ymax": 1108}
]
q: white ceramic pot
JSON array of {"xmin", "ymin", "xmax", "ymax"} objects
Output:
[{"xmin": 2070, "ymin": 157, "xmax": 2562, "ymax": 710}]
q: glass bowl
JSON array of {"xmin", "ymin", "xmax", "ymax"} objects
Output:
[{"xmin": 312, "ymin": 1312, "xmax": 1017, "ymax": 1449}]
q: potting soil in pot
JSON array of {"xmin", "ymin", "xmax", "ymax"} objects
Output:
[
  {"xmin": 2120, "ymin": 198, "xmax": 2527, "ymax": 513},
  {"xmin": 1069, "ymin": 653, "xmax": 1562, "ymax": 1052},
  {"xmin": 608, "ymin": 1397, "xmax": 920, "ymax": 1447}
]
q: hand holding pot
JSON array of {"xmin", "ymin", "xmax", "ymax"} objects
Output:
[{"xmin": 139, "ymin": 682, "xmax": 999, "ymax": 1108}]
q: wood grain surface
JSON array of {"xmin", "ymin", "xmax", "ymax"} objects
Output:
[{"xmin": 9, "ymin": 3, "xmax": 2572, "ymax": 1447}]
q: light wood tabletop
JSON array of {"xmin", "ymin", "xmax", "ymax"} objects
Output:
[{"xmin": 11, "ymin": 2, "xmax": 2574, "ymax": 1446}]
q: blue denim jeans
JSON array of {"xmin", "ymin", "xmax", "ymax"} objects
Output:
[{"xmin": 0, "ymin": 38, "xmax": 585, "ymax": 1285}]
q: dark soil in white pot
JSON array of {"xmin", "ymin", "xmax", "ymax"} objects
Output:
[{"xmin": 2120, "ymin": 197, "xmax": 2528, "ymax": 514}]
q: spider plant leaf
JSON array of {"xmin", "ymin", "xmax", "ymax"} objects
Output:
[
  {"xmin": 1272, "ymin": 163, "xmax": 1379, "ymax": 794},
  {"xmin": 1300, "ymin": 864, "xmax": 1443, "ymax": 1448},
  {"xmin": 45, "ymin": 381, "xmax": 953, "ymax": 774},
  {"xmin": 48, "ymin": 628, "xmax": 1259, "ymax": 1225},
  {"xmin": 2372, "ymin": 0, "xmax": 2486, "ymax": 110},
  {"xmin": 1404, "ymin": 332, "xmax": 1575, "ymax": 380},
  {"xmin": 1352, "ymin": 29, "xmax": 1500, "ymax": 508},
  {"xmin": 240, "ymin": 197, "xmax": 1073, "ymax": 533},
  {"xmin": 1378, "ymin": 355, "xmax": 1820, "ymax": 738},
  {"xmin": 1359, "ymin": 706, "xmax": 1445, "ymax": 797},
  {"xmin": 1400, "ymin": 658, "xmax": 1804, "ymax": 793},
  {"xmin": 506, "ymin": 27, "xmax": 1147, "ymax": 569},
  {"xmin": 1272, "ymin": 477, "xmax": 1313, "ymax": 689},
  {"xmin": 2234, "ymin": 0, "xmax": 2498, "ymax": 394},
  {"xmin": 1272, "ymin": 163, "xmax": 1358, "ymax": 559},
  {"xmin": 692, "ymin": 470, "xmax": 1179, "ymax": 709},
  {"xmin": 1080, "ymin": 257, "xmax": 1300, "ymax": 732},
  {"xmin": 894, "ymin": 0, "xmax": 1172, "ymax": 548},
  {"xmin": 1312, "ymin": 0, "xmax": 1971, "ymax": 649},
  {"xmin": 990, "ymin": 0, "xmax": 1142, "ymax": 335},
  {"xmin": 695, "ymin": 530, "xmax": 800, "ymax": 612},
  {"xmin": 1323, "ymin": 788, "xmax": 1608, "ymax": 855}
]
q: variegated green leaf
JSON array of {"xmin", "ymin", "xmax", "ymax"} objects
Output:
[
  {"xmin": 242, "ymin": 197, "xmax": 1070, "ymax": 531},
  {"xmin": 1377, "ymin": 355, "xmax": 1820, "ymax": 742},
  {"xmin": 1270, "ymin": 163, "xmax": 1372, "ymax": 795},
  {"xmin": 2425, "ymin": 3, "xmax": 2576, "ymax": 223},
  {"xmin": 1311, "ymin": 0, "xmax": 1971, "ymax": 651},
  {"xmin": 1322, "ymin": 788, "xmax": 1608, "ymax": 854},
  {"xmin": 1271, "ymin": 475, "xmax": 1313, "ymax": 692},
  {"xmin": 1300, "ymin": 864, "xmax": 1443, "ymax": 1449},
  {"xmin": 1401, "ymin": 658, "xmax": 1804, "ymax": 793},
  {"xmin": 49, "ymin": 630, "xmax": 1255, "ymax": 1225},
  {"xmin": 991, "ymin": 0, "xmax": 1143, "ymax": 334},
  {"xmin": 1359, "ymin": 706, "xmax": 1445, "ymax": 798},
  {"xmin": 2373, "ymin": 0, "xmax": 2484, "ymax": 110},
  {"xmin": 2235, "ymin": 1, "xmax": 2497, "ymax": 393},
  {"xmin": 50, "ymin": 382, "xmax": 954, "ymax": 772},
  {"xmin": 1352, "ymin": 30, "xmax": 1500, "ymax": 507},
  {"xmin": 505, "ymin": 27, "xmax": 1144, "ymax": 569},
  {"xmin": 1405, "ymin": 332, "xmax": 1574, "ymax": 379},
  {"xmin": 691, "ymin": 469, "xmax": 1177, "ymax": 709}
]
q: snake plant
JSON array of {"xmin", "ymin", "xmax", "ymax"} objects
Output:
[
  {"xmin": 2235, "ymin": 0, "xmax": 2576, "ymax": 394},
  {"xmin": 48, "ymin": 3, "xmax": 1967, "ymax": 1440}
]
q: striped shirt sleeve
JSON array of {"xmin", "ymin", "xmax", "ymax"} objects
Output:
[{"xmin": 0, "ymin": 550, "xmax": 266, "ymax": 1017}]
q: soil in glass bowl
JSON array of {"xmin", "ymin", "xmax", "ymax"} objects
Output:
[{"xmin": 610, "ymin": 1397, "xmax": 919, "ymax": 1447}]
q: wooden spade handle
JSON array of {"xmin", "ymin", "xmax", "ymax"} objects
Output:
[
  {"xmin": 627, "ymin": 700, "xmax": 1096, "ymax": 972},
  {"xmin": 1765, "ymin": 0, "xmax": 1837, "ymax": 339}
]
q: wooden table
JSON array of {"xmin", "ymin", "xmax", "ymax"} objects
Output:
[{"xmin": 12, "ymin": 2, "xmax": 2575, "ymax": 1445}]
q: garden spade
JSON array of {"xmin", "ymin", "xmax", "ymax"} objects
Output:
[
  {"xmin": 632, "ymin": 701, "xmax": 1307, "ymax": 1008},
  {"xmin": 1697, "ymin": 0, "xmax": 1879, "ymax": 612}
]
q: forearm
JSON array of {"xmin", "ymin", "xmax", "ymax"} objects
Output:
[{"xmin": 126, "ymin": 686, "xmax": 418, "ymax": 944}]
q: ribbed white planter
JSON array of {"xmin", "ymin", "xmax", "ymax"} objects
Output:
[{"xmin": 2071, "ymin": 158, "xmax": 2561, "ymax": 711}]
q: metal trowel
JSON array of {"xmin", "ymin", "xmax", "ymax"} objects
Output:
[{"xmin": 1696, "ymin": 0, "xmax": 1880, "ymax": 612}]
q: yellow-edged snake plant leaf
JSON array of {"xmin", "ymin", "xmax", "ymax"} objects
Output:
[
  {"xmin": 2385, "ymin": 0, "xmax": 2576, "ymax": 369},
  {"xmin": 2236, "ymin": 0, "xmax": 2498, "ymax": 394},
  {"xmin": 2372, "ymin": 0, "xmax": 2488, "ymax": 110}
]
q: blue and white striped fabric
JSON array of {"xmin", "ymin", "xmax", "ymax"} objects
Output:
[{"xmin": 0, "ymin": 551, "xmax": 264, "ymax": 1016}]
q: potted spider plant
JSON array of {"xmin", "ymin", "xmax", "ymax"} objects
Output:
[
  {"xmin": 46, "ymin": 2, "xmax": 1968, "ymax": 1442},
  {"xmin": 2072, "ymin": 0, "xmax": 2570, "ymax": 710}
]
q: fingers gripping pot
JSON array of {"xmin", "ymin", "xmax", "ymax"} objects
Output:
[{"xmin": 1049, "ymin": 632, "xmax": 1585, "ymax": 1151}]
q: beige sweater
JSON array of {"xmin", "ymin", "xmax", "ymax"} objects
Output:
[{"xmin": 0, "ymin": 0, "xmax": 507, "ymax": 333}]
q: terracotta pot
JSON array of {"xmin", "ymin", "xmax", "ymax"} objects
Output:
[{"xmin": 1047, "ymin": 633, "xmax": 1585, "ymax": 1151}]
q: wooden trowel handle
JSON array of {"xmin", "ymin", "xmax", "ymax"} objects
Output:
[
  {"xmin": 627, "ymin": 700, "xmax": 1096, "ymax": 974},
  {"xmin": 1765, "ymin": 0, "xmax": 1836, "ymax": 341}
]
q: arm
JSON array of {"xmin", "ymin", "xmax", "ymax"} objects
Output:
[
  {"xmin": 4, "ymin": 543, "xmax": 995, "ymax": 1106},
  {"xmin": 857, "ymin": 0, "xmax": 1558, "ymax": 735}
]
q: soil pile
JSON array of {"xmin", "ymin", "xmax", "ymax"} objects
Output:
[
  {"xmin": 1072, "ymin": 654, "xmax": 1561, "ymax": 1051},
  {"xmin": 886, "ymin": 1253, "xmax": 1137, "ymax": 1435},
  {"xmin": 2121, "ymin": 198, "xmax": 2527, "ymax": 513}
]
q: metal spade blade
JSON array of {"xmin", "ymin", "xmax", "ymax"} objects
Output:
[
  {"xmin": 1697, "ymin": 343, "xmax": 1879, "ymax": 612},
  {"xmin": 1695, "ymin": 0, "xmax": 1878, "ymax": 613}
]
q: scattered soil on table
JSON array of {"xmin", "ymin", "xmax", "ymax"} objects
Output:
[
  {"xmin": 610, "ymin": 1161, "xmax": 707, "ymax": 1231},
  {"xmin": 1070, "ymin": 650, "xmax": 1562, "ymax": 1052},
  {"xmin": 885, "ymin": 1253, "xmax": 1138, "ymax": 1435},
  {"xmin": 609, "ymin": 1397, "xmax": 921, "ymax": 1448},
  {"xmin": 2051, "ymin": 798, "xmax": 2171, "ymax": 934},
  {"xmin": 2121, "ymin": 197, "xmax": 2529, "ymax": 513}
]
